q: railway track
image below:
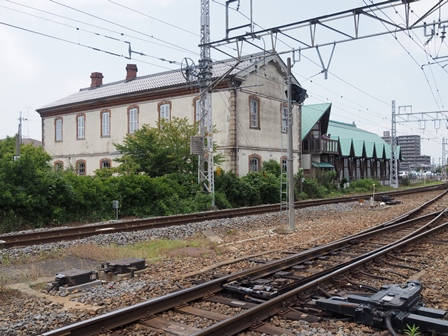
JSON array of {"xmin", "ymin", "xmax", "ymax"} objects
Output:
[
  {"xmin": 1, "ymin": 184, "xmax": 446, "ymax": 249},
  {"xmin": 42, "ymin": 187, "xmax": 448, "ymax": 336}
]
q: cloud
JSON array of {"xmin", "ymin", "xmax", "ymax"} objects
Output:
[{"xmin": 0, "ymin": 28, "xmax": 38, "ymax": 79}]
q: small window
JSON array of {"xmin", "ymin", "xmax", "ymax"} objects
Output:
[
  {"xmin": 281, "ymin": 157, "xmax": 287, "ymax": 172},
  {"xmin": 281, "ymin": 104, "xmax": 288, "ymax": 134},
  {"xmin": 128, "ymin": 107, "xmax": 139, "ymax": 134},
  {"xmin": 249, "ymin": 154, "xmax": 261, "ymax": 172},
  {"xmin": 77, "ymin": 114, "xmax": 85, "ymax": 140},
  {"xmin": 55, "ymin": 117, "xmax": 63, "ymax": 142},
  {"xmin": 54, "ymin": 160, "xmax": 64, "ymax": 171},
  {"xmin": 249, "ymin": 95, "xmax": 260, "ymax": 129},
  {"xmin": 101, "ymin": 110, "xmax": 111, "ymax": 137},
  {"xmin": 76, "ymin": 160, "xmax": 86, "ymax": 175},
  {"xmin": 100, "ymin": 158, "xmax": 111, "ymax": 169},
  {"xmin": 158, "ymin": 101, "xmax": 172, "ymax": 128}
]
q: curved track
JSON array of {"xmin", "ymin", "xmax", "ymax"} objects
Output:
[
  {"xmin": 1, "ymin": 184, "xmax": 446, "ymax": 249},
  {"xmin": 42, "ymin": 187, "xmax": 448, "ymax": 336}
]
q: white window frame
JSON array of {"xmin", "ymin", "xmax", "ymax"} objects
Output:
[
  {"xmin": 77, "ymin": 115, "xmax": 85, "ymax": 140},
  {"xmin": 55, "ymin": 118, "xmax": 63, "ymax": 142},
  {"xmin": 101, "ymin": 159, "xmax": 111, "ymax": 169},
  {"xmin": 129, "ymin": 108, "xmax": 138, "ymax": 134},
  {"xmin": 282, "ymin": 105, "xmax": 288, "ymax": 134},
  {"xmin": 250, "ymin": 98, "xmax": 259, "ymax": 129},
  {"xmin": 249, "ymin": 157, "xmax": 260, "ymax": 172},
  {"xmin": 281, "ymin": 158, "xmax": 288, "ymax": 172},
  {"xmin": 160, "ymin": 103, "xmax": 170, "ymax": 122},
  {"xmin": 101, "ymin": 111, "xmax": 110, "ymax": 137},
  {"xmin": 77, "ymin": 161, "xmax": 86, "ymax": 175}
]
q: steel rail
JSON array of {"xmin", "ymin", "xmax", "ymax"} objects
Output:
[
  {"xmin": 192, "ymin": 220, "xmax": 448, "ymax": 335},
  {"xmin": 42, "ymin": 207, "xmax": 448, "ymax": 336},
  {"xmin": 2, "ymin": 184, "xmax": 446, "ymax": 248}
]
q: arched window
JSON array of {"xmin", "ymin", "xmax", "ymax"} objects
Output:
[
  {"xmin": 280, "ymin": 156, "xmax": 287, "ymax": 172},
  {"xmin": 281, "ymin": 102, "xmax": 288, "ymax": 134},
  {"xmin": 128, "ymin": 105, "xmax": 139, "ymax": 134},
  {"xmin": 55, "ymin": 117, "xmax": 63, "ymax": 142},
  {"xmin": 249, "ymin": 154, "xmax": 262, "ymax": 172},
  {"xmin": 158, "ymin": 100, "xmax": 172, "ymax": 128},
  {"xmin": 101, "ymin": 110, "xmax": 111, "ymax": 137},
  {"xmin": 249, "ymin": 95, "xmax": 260, "ymax": 129},
  {"xmin": 54, "ymin": 160, "xmax": 64, "ymax": 171},
  {"xmin": 76, "ymin": 113, "xmax": 86, "ymax": 140},
  {"xmin": 76, "ymin": 160, "xmax": 86, "ymax": 175},
  {"xmin": 100, "ymin": 158, "xmax": 112, "ymax": 169}
]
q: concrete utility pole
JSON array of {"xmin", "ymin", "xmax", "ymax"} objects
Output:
[
  {"xmin": 442, "ymin": 138, "xmax": 448, "ymax": 180},
  {"xmin": 287, "ymin": 58, "xmax": 295, "ymax": 231},
  {"xmin": 15, "ymin": 111, "xmax": 27, "ymax": 160}
]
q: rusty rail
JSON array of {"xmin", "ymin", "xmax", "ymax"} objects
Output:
[{"xmin": 2, "ymin": 184, "xmax": 446, "ymax": 249}]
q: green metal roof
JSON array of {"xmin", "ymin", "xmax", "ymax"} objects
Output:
[
  {"xmin": 301, "ymin": 104, "xmax": 401, "ymax": 160},
  {"xmin": 312, "ymin": 161, "xmax": 334, "ymax": 168},
  {"xmin": 365, "ymin": 142, "xmax": 375, "ymax": 157},
  {"xmin": 327, "ymin": 120, "xmax": 393, "ymax": 159},
  {"xmin": 339, "ymin": 138, "xmax": 353, "ymax": 156},
  {"xmin": 301, "ymin": 103, "xmax": 331, "ymax": 140},
  {"xmin": 375, "ymin": 143, "xmax": 385, "ymax": 159},
  {"xmin": 353, "ymin": 140, "xmax": 364, "ymax": 157}
]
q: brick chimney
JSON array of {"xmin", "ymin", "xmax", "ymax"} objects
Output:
[
  {"xmin": 90, "ymin": 72, "xmax": 103, "ymax": 88},
  {"xmin": 126, "ymin": 64, "xmax": 138, "ymax": 81}
]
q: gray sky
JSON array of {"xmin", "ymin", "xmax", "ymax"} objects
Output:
[{"xmin": 1, "ymin": 0, "xmax": 447, "ymax": 165}]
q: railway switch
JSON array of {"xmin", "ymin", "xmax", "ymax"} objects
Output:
[
  {"xmin": 316, "ymin": 281, "xmax": 448, "ymax": 334},
  {"xmin": 48, "ymin": 269, "xmax": 98, "ymax": 291},
  {"xmin": 99, "ymin": 257, "xmax": 146, "ymax": 281}
]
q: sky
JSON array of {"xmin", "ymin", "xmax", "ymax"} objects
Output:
[{"xmin": 1, "ymin": 0, "xmax": 448, "ymax": 165}]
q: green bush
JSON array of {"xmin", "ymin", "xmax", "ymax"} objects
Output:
[
  {"xmin": 214, "ymin": 191, "xmax": 232, "ymax": 209},
  {"xmin": 301, "ymin": 178, "xmax": 328, "ymax": 199},
  {"xmin": 348, "ymin": 178, "xmax": 380, "ymax": 192}
]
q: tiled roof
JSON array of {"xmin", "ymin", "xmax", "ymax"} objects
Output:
[{"xmin": 38, "ymin": 53, "xmax": 278, "ymax": 110}]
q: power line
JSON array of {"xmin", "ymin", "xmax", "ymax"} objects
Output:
[
  {"xmin": 49, "ymin": 0, "xmax": 200, "ymax": 57},
  {"xmin": 0, "ymin": 21, "xmax": 174, "ymax": 69},
  {"xmin": 108, "ymin": 0, "xmax": 199, "ymax": 37},
  {"xmin": 5, "ymin": 0, "xmax": 198, "ymax": 57}
]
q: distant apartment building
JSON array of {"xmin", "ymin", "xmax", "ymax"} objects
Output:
[{"xmin": 382, "ymin": 132, "xmax": 431, "ymax": 171}]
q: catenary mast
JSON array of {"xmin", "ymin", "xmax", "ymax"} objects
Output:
[{"xmin": 198, "ymin": 0, "xmax": 214, "ymax": 207}]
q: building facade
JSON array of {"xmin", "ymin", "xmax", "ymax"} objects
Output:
[
  {"xmin": 37, "ymin": 54, "xmax": 303, "ymax": 176},
  {"xmin": 37, "ymin": 53, "xmax": 396, "ymax": 183},
  {"xmin": 382, "ymin": 132, "xmax": 430, "ymax": 171}
]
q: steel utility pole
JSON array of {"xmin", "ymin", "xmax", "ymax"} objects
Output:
[
  {"xmin": 198, "ymin": 0, "xmax": 215, "ymax": 207},
  {"xmin": 390, "ymin": 101, "xmax": 398, "ymax": 188}
]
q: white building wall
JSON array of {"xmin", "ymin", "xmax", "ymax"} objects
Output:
[
  {"xmin": 43, "ymin": 59, "xmax": 300, "ymax": 176},
  {"xmin": 231, "ymin": 61, "xmax": 301, "ymax": 176}
]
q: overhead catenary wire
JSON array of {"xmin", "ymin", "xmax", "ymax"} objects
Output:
[
  {"xmin": 211, "ymin": 0, "xmax": 445, "ymax": 147},
  {"xmin": 3, "ymin": 0, "xmax": 445, "ymax": 153}
]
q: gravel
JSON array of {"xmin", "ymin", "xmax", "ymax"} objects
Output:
[{"xmin": 0, "ymin": 191, "xmax": 444, "ymax": 335}]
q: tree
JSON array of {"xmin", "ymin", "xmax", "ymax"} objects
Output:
[
  {"xmin": 0, "ymin": 140, "xmax": 55, "ymax": 230},
  {"xmin": 114, "ymin": 117, "xmax": 224, "ymax": 178},
  {"xmin": 114, "ymin": 117, "xmax": 198, "ymax": 177}
]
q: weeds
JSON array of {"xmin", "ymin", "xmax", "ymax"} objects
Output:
[
  {"xmin": 404, "ymin": 324, "xmax": 421, "ymax": 336},
  {"xmin": 67, "ymin": 238, "xmax": 216, "ymax": 262}
]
